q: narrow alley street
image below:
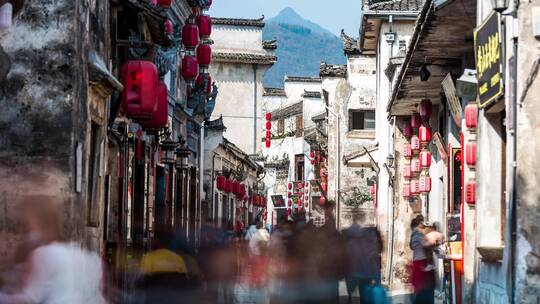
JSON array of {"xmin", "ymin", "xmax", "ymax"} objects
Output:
[{"xmin": 1, "ymin": 0, "xmax": 540, "ymax": 303}]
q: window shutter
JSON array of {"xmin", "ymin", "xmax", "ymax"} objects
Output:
[{"xmin": 296, "ymin": 115, "xmax": 303, "ymax": 137}]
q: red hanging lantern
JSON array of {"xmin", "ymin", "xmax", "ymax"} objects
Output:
[
  {"xmin": 304, "ymin": 202, "xmax": 309, "ymax": 208},
  {"xmin": 411, "ymin": 158, "xmax": 421, "ymax": 175},
  {"xmin": 158, "ymin": 0, "xmax": 172, "ymax": 7},
  {"xmin": 181, "ymin": 56, "xmax": 199, "ymax": 81},
  {"xmin": 419, "ymin": 125, "xmax": 432, "ymax": 144},
  {"xmin": 403, "ymin": 165, "xmax": 412, "ymax": 179},
  {"xmin": 466, "ymin": 143, "xmax": 476, "ymax": 166},
  {"xmin": 411, "ymin": 136, "xmax": 421, "ymax": 153},
  {"xmin": 465, "ymin": 181, "xmax": 476, "ymax": 204},
  {"xmin": 197, "ymin": 14, "xmax": 212, "ymax": 38},
  {"xmin": 465, "ymin": 103, "xmax": 478, "ymax": 129},
  {"xmin": 411, "ymin": 113, "xmax": 422, "ymax": 129},
  {"xmin": 403, "ymin": 144, "xmax": 413, "ymax": 158},
  {"xmin": 419, "ymin": 100, "xmax": 433, "ymax": 119},
  {"xmin": 225, "ymin": 179, "xmax": 231, "ymax": 193},
  {"xmin": 165, "ymin": 19, "xmax": 173, "ymax": 35},
  {"xmin": 403, "ymin": 184, "xmax": 411, "ymax": 198},
  {"xmin": 287, "ymin": 191, "xmax": 292, "ymax": 198},
  {"xmin": 304, "ymin": 182, "xmax": 309, "ymax": 188},
  {"xmin": 411, "ymin": 179, "xmax": 420, "ymax": 196},
  {"xmin": 287, "ymin": 208, "xmax": 292, "ymax": 216},
  {"xmin": 420, "ymin": 150, "xmax": 432, "ymax": 168},
  {"xmin": 310, "ymin": 151, "xmax": 315, "ymax": 159},
  {"xmin": 321, "ymin": 182, "xmax": 328, "ymax": 193},
  {"xmin": 265, "ymin": 138, "xmax": 271, "ymax": 148},
  {"xmin": 288, "ymin": 199, "xmax": 292, "ymax": 207},
  {"xmin": 120, "ymin": 60, "xmax": 159, "ymax": 119},
  {"xmin": 311, "ymin": 159, "xmax": 315, "ymax": 165},
  {"xmin": 216, "ymin": 175, "xmax": 226, "ymax": 191},
  {"xmin": 182, "ymin": 24, "xmax": 200, "ymax": 49},
  {"xmin": 288, "ymin": 182, "xmax": 293, "ymax": 190},
  {"xmin": 266, "ymin": 121, "xmax": 272, "ymax": 130},
  {"xmin": 139, "ymin": 80, "xmax": 168, "ymax": 129},
  {"xmin": 403, "ymin": 122, "xmax": 413, "ymax": 139},
  {"xmin": 196, "ymin": 44, "xmax": 212, "ymax": 67},
  {"xmin": 266, "ymin": 113, "xmax": 272, "ymax": 121},
  {"xmin": 319, "ymin": 196, "xmax": 326, "ymax": 206},
  {"xmin": 419, "ymin": 175, "xmax": 432, "ymax": 193},
  {"xmin": 297, "ymin": 182, "xmax": 304, "ymax": 189},
  {"xmin": 266, "ymin": 130, "xmax": 271, "ymax": 139}
]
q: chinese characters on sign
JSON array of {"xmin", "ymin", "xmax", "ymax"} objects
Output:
[{"xmin": 475, "ymin": 12, "xmax": 503, "ymax": 108}]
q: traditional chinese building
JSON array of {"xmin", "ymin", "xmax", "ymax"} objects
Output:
[{"xmin": 209, "ymin": 16, "xmax": 277, "ymax": 155}]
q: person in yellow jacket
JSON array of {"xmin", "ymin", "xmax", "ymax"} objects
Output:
[{"xmin": 136, "ymin": 232, "xmax": 202, "ymax": 304}]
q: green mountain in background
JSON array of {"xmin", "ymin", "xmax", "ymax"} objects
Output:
[{"xmin": 263, "ymin": 7, "xmax": 346, "ymax": 88}]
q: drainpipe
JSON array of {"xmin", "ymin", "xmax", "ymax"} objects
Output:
[
  {"xmin": 253, "ymin": 64, "xmax": 258, "ymax": 155},
  {"xmin": 199, "ymin": 122, "xmax": 205, "ymax": 245},
  {"xmin": 385, "ymin": 117, "xmax": 396, "ymax": 284},
  {"xmin": 336, "ymin": 113, "xmax": 341, "ymax": 229},
  {"xmin": 211, "ymin": 152, "xmax": 217, "ymax": 222},
  {"xmin": 508, "ymin": 25, "xmax": 518, "ymax": 304}
]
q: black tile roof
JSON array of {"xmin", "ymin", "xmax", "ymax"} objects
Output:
[
  {"xmin": 212, "ymin": 52, "xmax": 277, "ymax": 65},
  {"xmin": 320, "ymin": 62, "xmax": 347, "ymax": 78},
  {"xmin": 212, "ymin": 17, "xmax": 265, "ymax": 27}
]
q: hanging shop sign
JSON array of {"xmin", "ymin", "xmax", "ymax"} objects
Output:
[
  {"xmin": 432, "ymin": 132, "xmax": 448, "ymax": 164},
  {"xmin": 475, "ymin": 11, "xmax": 503, "ymax": 109},
  {"xmin": 442, "ymin": 73, "xmax": 462, "ymax": 127}
]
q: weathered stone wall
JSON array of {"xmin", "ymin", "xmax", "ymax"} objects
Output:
[
  {"xmin": 0, "ymin": 0, "xmax": 111, "ymax": 265},
  {"xmin": 515, "ymin": 0, "xmax": 540, "ymax": 301}
]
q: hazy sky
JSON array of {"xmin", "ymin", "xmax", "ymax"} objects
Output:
[{"xmin": 209, "ymin": 0, "xmax": 362, "ymax": 36}]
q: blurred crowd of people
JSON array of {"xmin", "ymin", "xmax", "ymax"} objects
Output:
[{"xmin": 0, "ymin": 196, "xmax": 429, "ymax": 304}]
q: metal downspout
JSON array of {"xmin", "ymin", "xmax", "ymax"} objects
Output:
[{"xmin": 253, "ymin": 64, "xmax": 258, "ymax": 155}]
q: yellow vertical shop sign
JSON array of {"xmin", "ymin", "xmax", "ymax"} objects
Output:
[{"xmin": 475, "ymin": 11, "xmax": 504, "ymax": 109}]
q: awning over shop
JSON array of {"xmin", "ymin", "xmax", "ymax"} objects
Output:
[{"xmin": 388, "ymin": 0, "xmax": 477, "ymax": 116}]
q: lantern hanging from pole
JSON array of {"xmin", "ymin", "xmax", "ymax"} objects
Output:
[
  {"xmin": 216, "ymin": 175, "xmax": 226, "ymax": 191},
  {"xmin": 288, "ymin": 199, "xmax": 292, "ymax": 207},
  {"xmin": 411, "ymin": 179, "xmax": 420, "ymax": 196},
  {"xmin": 319, "ymin": 196, "xmax": 326, "ymax": 206},
  {"xmin": 403, "ymin": 165, "xmax": 412, "ymax": 179},
  {"xmin": 411, "ymin": 158, "xmax": 421, "ymax": 175},
  {"xmin": 403, "ymin": 144, "xmax": 413, "ymax": 159},
  {"xmin": 466, "ymin": 143, "xmax": 476, "ymax": 167},
  {"xmin": 181, "ymin": 56, "xmax": 199, "ymax": 81},
  {"xmin": 120, "ymin": 60, "xmax": 159, "ymax": 119},
  {"xmin": 196, "ymin": 73, "xmax": 212, "ymax": 94},
  {"xmin": 196, "ymin": 44, "xmax": 212, "ymax": 68},
  {"xmin": 265, "ymin": 138, "xmax": 271, "ymax": 148},
  {"xmin": 411, "ymin": 136, "xmax": 421, "ymax": 153},
  {"xmin": 288, "ymin": 182, "xmax": 293, "ymax": 190},
  {"xmin": 266, "ymin": 113, "xmax": 272, "ymax": 121},
  {"xmin": 403, "ymin": 184, "xmax": 411, "ymax": 198},
  {"xmin": 419, "ymin": 125, "xmax": 432, "ymax": 145},
  {"xmin": 287, "ymin": 191, "xmax": 292, "ymax": 198},
  {"xmin": 419, "ymin": 175, "xmax": 432, "ymax": 193},
  {"xmin": 197, "ymin": 14, "xmax": 212, "ymax": 38},
  {"xmin": 411, "ymin": 113, "xmax": 422, "ymax": 129},
  {"xmin": 420, "ymin": 150, "xmax": 432, "ymax": 168},
  {"xmin": 182, "ymin": 24, "xmax": 200, "ymax": 49},
  {"xmin": 158, "ymin": 0, "xmax": 172, "ymax": 7},
  {"xmin": 465, "ymin": 103, "xmax": 478, "ymax": 129},
  {"xmin": 266, "ymin": 121, "xmax": 272, "ymax": 130},
  {"xmin": 465, "ymin": 181, "xmax": 476, "ymax": 204},
  {"xmin": 419, "ymin": 99, "xmax": 433, "ymax": 119},
  {"xmin": 192, "ymin": 6, "xmax": 201, "ymax": 16},
  {"xmin": 321, "ymin": 182, "xmax": 328, "ymax": 193},
  {"xmin": 403, "ymin": 122, "xmax": 413, "ymax": 139}
]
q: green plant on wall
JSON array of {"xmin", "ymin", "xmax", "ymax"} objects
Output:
[{"xmin": 344, "ymin": 187, "xmax": 372, "ymax": 208}]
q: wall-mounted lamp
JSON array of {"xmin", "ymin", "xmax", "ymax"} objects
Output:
[
  {"xmin": 420, "ymin": 64, "xmax": 431, "ymax": 82},
  {"xmin": 456, "ymin": 69, "xmax": 478, "ymax": 99}
]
